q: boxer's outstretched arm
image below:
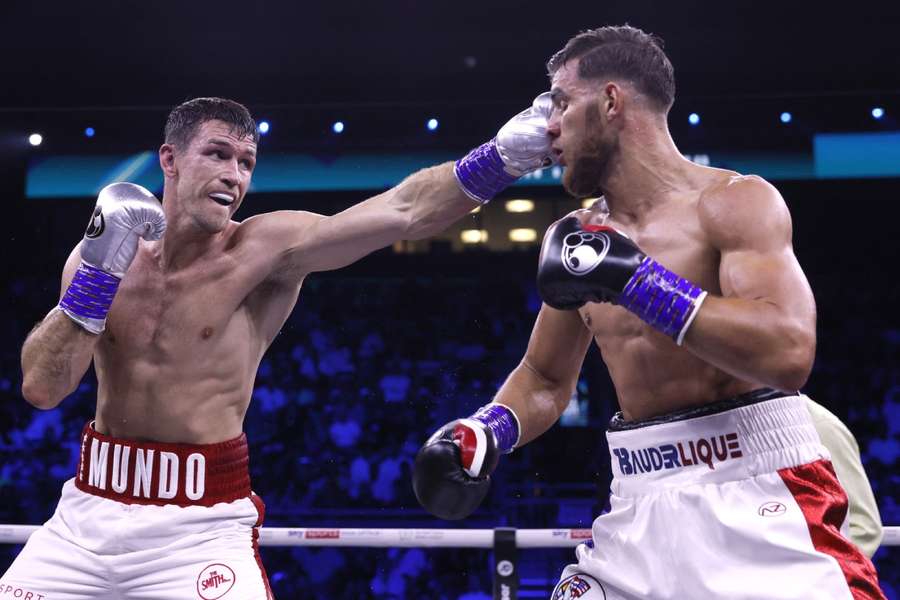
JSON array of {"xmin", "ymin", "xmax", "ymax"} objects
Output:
[
  {"xmin": 246, "ymin": 163, "xmax": 476, "ymax": 278},
  {"xmin": 683, "ymin": 176, "xmax": 817, "ymax": 391},
  {"xmin": 493, "ymin": 304, "xmax": 593, "ymax": 446},
  {"xmin": 21, "ymin": 245, "xmax": 100, "ymax": 409},
  {"xmin": 248, "ymin": 92, "xmax": 556, "ymax": 279}
]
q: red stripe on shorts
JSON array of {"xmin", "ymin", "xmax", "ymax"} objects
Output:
[
  {"xmin": 250, "ymin": 493, "xmax": 274, "ymax": 600},
  {"xmin": 778, "ymin": 459, "xmax": 885, "ymax": 600}
]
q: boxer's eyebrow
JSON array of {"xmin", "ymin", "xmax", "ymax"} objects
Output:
[{"xmin": 207, "ymin": 138, "xmax": 257, "ymax": 157}]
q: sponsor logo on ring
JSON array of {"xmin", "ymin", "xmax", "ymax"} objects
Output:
[
  {"xmin": 570, "ymin": 529, "xmax": 592, "ymax": 539},
  {"xmin": 305, "ymin": 529, "xmax": 341, "ymax": 539},
  {"xmin": 496, "ymin": 560, "xmax": 515, "ymax": 577}
]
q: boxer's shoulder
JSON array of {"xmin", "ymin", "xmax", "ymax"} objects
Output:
[
  {"xmin": 234, "ymin": 210, "xmax": 324, "ymax": 258},
  {"xmin": 697, "ymin": 173, "xmax": 791, "ymax": 249},
  {"xmin": 699, "ymin": 172, "xmax": 782, "ymax": 211}
]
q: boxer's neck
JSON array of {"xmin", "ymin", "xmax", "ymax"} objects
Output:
[
  {"xmin": 600, "ymin": 118, "xmax": 695, "ymax": 225},
  {"xmin": 156, "ymin": 206, "xmax": 230, "ymax": 270}
]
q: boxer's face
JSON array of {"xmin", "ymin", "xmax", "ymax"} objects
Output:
[
  {"xmin": 549, "ymin": 60, "xmax": 619, "ymax": 198},
  {"xmin": 163, "ymin": 119, "xmax": 257, "ymax": 234}
]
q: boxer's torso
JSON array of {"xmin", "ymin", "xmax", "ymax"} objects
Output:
[
  {"xmin": 92, "ymin": 222, "xmax": 302, "ymax": 443},
  {"xmin": 579, "ymin": 167, "xmax": 760, "ymax": 420}
]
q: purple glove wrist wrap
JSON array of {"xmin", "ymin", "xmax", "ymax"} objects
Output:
[
  {"xmin": 472, "ymin": 404, "xmax": 520, "ymax": 453},
  {"xmin": 59, "ymin": 263, "xmax": 121, "ymax": 321},
  {"xmin": 620, "ymin": 258, "xmax": 707, "ymax": 345},
  {"xmin": 454, "ymin": 139, "xmax": 518, "ymax": 204}
]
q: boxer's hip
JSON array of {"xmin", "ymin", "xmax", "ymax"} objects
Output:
[
  {"xmin": 36, "ymin": 422, "xmax": 265, "ymax": 558},
  {"xmin": 565, "ymin": 391, "xmax": 884, "ymax": 598}
]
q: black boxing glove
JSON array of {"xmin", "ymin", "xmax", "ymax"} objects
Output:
[
  {"xmin": 537, "ymin": 216, "xmax": 708, "ymax": 346},
  {"xmin": 413, "ymin": 404, "xmax": 520, "ymax": 520}
]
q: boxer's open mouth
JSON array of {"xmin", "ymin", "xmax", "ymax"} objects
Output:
[{"xmin": 209, "ymin": 192, "xmax": 234, "ymax": 206}]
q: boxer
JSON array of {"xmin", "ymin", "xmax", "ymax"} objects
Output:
[
  {"xmin": 414, "ymin": 25, "xmax": 886, "ymax": 599},
  {"xmin": 7, "ymin": 95, "xmax": 554, "ymax": 598}
]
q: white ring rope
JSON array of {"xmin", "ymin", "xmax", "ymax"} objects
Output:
[{"xmin": 0, "ymin": 525, "xmax": 896, "ymax": 548}]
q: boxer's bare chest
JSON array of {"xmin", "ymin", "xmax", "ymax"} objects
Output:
[
  {"xmin": 98, "ymin": 244, "xmax": 260, "ymax": 364},
  {"xmin": 575, "ymin": 191, "xmax": 756, "ymax": 416}
]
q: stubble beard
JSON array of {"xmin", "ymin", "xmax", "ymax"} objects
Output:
[
  {"xmin": 561, "ymin": 104, "xmax": 615, "ymax": 199},
  {"xmin": 562, "ymin": 138, "xmax": 613, "ymax": 198}
]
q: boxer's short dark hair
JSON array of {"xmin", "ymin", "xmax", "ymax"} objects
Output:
[
  {"xmin": 547, "ymin": 25, "xmax": 675, "ymax": 113},
  {"xmin": 164, "ymin": 97, "xmax": 259, "ymax": 148}
]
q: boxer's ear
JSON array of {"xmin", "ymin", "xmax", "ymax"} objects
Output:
[
  {"xmin": 159, "ymin": 144, "xmax": 177, "ymax": 178},
  {"xmin": 600, "ymin": 82, "xmax": 622, "ymax": 121}
]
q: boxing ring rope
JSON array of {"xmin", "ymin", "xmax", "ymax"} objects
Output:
[
  {"xmin": 1, "ymin": 524, "xmax": 896, "ymax": 547},
  {"xmin": 1, "ymin": 525, "xmax": 897, "ymax": 598}
]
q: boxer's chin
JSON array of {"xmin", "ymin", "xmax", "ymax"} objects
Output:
[{"xmin": 563, "ymin": 156, "xmax": 605, "ymax": 198}]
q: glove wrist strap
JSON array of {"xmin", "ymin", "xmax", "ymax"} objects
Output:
[
  {"xmin": 58, "ymin": 262, "xmax": 121, "ymax": 334},
  {"xmin": 454, "ymin": 139, "xmax": 519, "ymax": 204},
  {"xmin": 620, "ymin": 257, "xmax": 708, "ymax": 346},
  {"xmin": 471, "ymin": 403, "xmax": 521, "ymax": 453}
]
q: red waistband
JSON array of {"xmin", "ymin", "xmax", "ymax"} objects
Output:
[{"xmin": 74, "ymin": 422, "xmax": 251, "ymax": 507}]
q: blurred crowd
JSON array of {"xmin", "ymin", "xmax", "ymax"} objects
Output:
[{"xmin": 1, "ymin": 255, "xmax": 897, "ymax": 598}]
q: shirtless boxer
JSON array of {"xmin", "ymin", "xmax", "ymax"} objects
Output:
[
  {"xmin": 6, "ymin": 96, "xmax": 554, "ymax": 599},
  {"xmin": 413, "ymin": 26, "xmax": 886, "ymax": 599}
]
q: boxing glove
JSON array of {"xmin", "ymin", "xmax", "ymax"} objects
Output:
[
  {"xmin": 537, "ymin": 216, "xmax": 708, "ymax": 345},
  {"xmin": 413, "ymin": 404, "xmax": 520, "ymax": 520},
  {"xmin": 58, "ymin": 182, "xmax": 166, "ymax": 334},
  {"xmin": 454, "ymin": 92, "xmax": 555, "ymax": 203}
]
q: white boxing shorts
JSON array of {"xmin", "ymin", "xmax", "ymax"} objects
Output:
[
  {"xmin": 552, "ymin": 390, "xmax": 885, "ymax": 600},
  {"xmin": 0, "ymin": 422, "xmax": 273, "ymax": 600}
]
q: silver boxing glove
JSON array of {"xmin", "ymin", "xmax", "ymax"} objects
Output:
[
  {"xmin": 58, "ymin": 182, "xmax": 166, "ymax": 333},
  {"xmin": 495, "ymin": 91, "xmax": 556, "ymax": 176},
  {"xmin": 454, "ymin": 92, "xmax": 555, "ymax": 204},
  {"xmin": 80, "ymin": 182, "xmax": 166, "ymax": 278}
]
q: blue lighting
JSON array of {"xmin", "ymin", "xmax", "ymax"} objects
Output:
[
  {"xmin": 258, "ymin": 121, "xmax": 270, "ymax": 135},
  {"xmin": 872, "ymin": 107, "xmax": 885, "ymax": 120},
  {"xmin": 427, "ymin": 118, "xmax": 439, "ymax": 131},
  {"xmin": 780, "ymin": 112, "xmax": 792, "ymax": 124},
  {"xmin": 688, "ymin": 113, "xmax": 700, "ymax": 126},
  {"xmin": 84, "ymin": 127, "xmax": 95, "ymax": 138},
  {"xmin": 333, "ymin": 121, "xmax": 345, "ymax": 134}
]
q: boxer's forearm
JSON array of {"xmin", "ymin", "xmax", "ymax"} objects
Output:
[
  {"xmin": 682, "ymin": 295, "xmax": 815, "ymax": 392},
  {"xmin": 385, "ymin": 162, "xmax": 478, "ymax": 241},
  {"xmin": 276, "ymin": 163, "xmax": 479, "ymax": 275},
  {"xmin": 21, "ymin": 309, "xmax": 97, "ymax": 409},
  {"xmin": 493, "ymin": 360, "xmax": 577, "ymax": 446}
]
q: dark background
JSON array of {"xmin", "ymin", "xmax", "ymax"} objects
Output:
[{"xmin": 1, "ymin": 1, "xmax": 899, "ymax": 598}]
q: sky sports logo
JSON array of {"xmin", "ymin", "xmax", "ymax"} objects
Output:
[{"xmin": 612, "ymin": 432, "xmax": 742, "ymax": 475}]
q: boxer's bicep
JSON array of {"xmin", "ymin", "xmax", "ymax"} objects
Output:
[
  {"xmin": 251, "ymin": 163, "xmax": 477, "ymax": 278},
  {"xmin": 705, "ymin": 176, "xmax": 813, "ymax": 312},
  {"xmin": 700, "ymin": 176, "xmax": 816, "ymax": 363},
  {"xmin": 719, "ymin": 246, "xmax": 808, "ymax": 309},
  {"xmin": 293, "ymin": 194, "xmax": 410, "ymax": 273},
  {"xmin": 242, "ymin": 205, "xmax": 368, "ymax": 281}
]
